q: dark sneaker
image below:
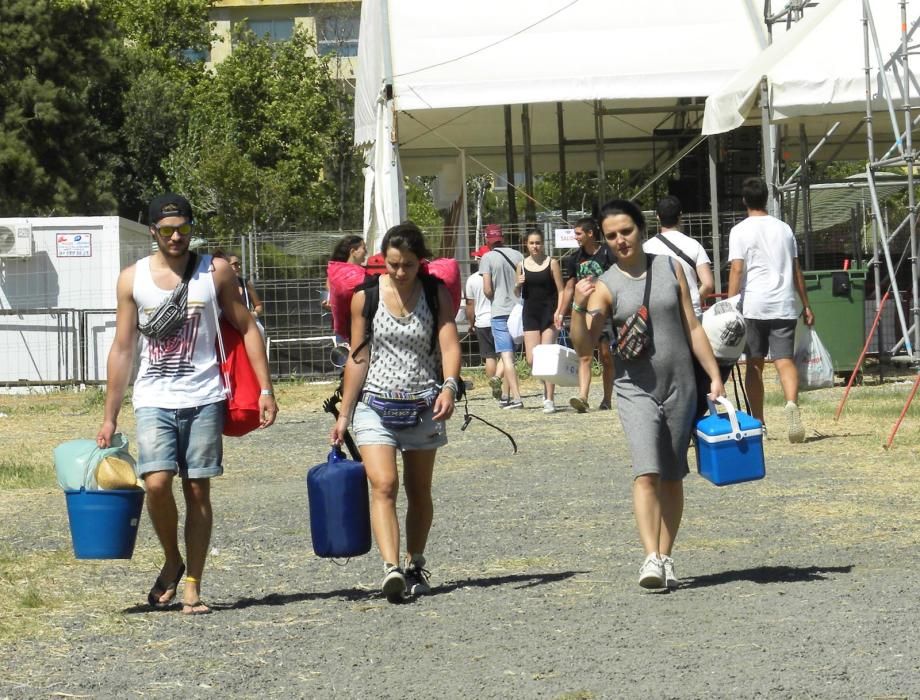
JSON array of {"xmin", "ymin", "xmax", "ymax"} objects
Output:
[
  {"xmin": 382, "ymin": 564, "xmax": 406, "ymax": 602},
  {"xmin": 598, "ymin": 400, "xmax": 611, "ymax": 410},
  {"xmin": 569, "ymin": 396, "xmax": 589, "ymax": 413},
  {"xmin": 502, "ymin": 399, "xmax": 524, "ymax": 410},
  {"xmin": 404, "ymin": 557, "xmax": 431, "ymax": 596}
]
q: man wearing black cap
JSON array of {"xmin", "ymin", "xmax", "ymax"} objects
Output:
[{"xmin": 97, "ymin": 193, "xmax": 278, "ymax": 615}]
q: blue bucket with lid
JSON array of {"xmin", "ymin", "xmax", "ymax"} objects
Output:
[{"xmin": 64, "ymin": 488, "xmax": 145, "ymax": 559}]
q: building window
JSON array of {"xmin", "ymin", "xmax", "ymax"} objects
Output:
[
  {"xmin": 317, "ymin": 15, "xmax": 359, "ymax": 57},
  {"xmin": 245, "ymin": 18, "xmax": 295, "ymax": 43},
  {"xmin": 182, "ymin": 47, "xmax": 210, "ymax": 63}
]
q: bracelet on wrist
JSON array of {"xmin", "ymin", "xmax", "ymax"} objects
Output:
[
  {"xmin": 572, "ymin": 302, "xmax": 587, "ymax": 313},
  {"xmin": 441, "ymin": 377, "xmax": 459, "ymax": 395},
  {"xmin": 260, "ymin": 388, "xmax": 273, "ymax": 396}
]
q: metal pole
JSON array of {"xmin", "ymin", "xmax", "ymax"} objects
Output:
[
  {"xmin": 899, "ymin": 0, "xmax": 919, "ymax": 356},
  {"xmin": 760, "ymin": 77, "xmax": 778, "ymax": 215},
  {"xmin": 503, "ymin": 105, "xmax": 518, "ymax": 225},
  {"xmin": 557, "ymin": 102, "xmax": 568, "ymax": 223},
  {"xmin": 708, "ymin": 136, "xmax": 722, "ymax": 294},
  {"xmin": 798, "ymin": 123, "xmax": 813, "ymax": 270},
  {"xmin": 595, "ymin": 100, "xmax": 606, "ymax": 209},
  {"xmin": 521, "ymin": 104, "xmax": 536, "ymax": 223}
]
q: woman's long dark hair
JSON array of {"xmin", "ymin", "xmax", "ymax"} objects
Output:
[
  {"xmin": 330, "ymin": 234, "xmax": 366, "ymax": 262},
  {"xmin": 380, "ymin": 221, "xmax": 432, "ymax": 261}
]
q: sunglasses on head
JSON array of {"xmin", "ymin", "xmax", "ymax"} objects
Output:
[{"xmin": 154, "ymin": 222, "xmax": 193, "ymax": 237}]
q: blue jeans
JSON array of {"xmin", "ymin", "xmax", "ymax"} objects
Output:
[{"xmin": 135, "ymin": 401, "xmax": 225, "ymax": 479}]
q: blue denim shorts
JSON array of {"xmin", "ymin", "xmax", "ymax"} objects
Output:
[
  {"xmin": 134, "ymin": 401, "xmax": 225, "ymax": 479},
  {"xmin": 352, "ymin": 402, "xmax": 448, "ymax": 452},
  {"xmin": 491, "ymin": 315, "xmax": 515, "ymax": 353}
]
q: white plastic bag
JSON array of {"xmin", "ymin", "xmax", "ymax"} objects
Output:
[
  {"xmin": 794, "ymin": 327, "xmax": 834, "ymax": 390},
  {"xmin": 507, "ymin": 301, "xmax": 524, "ymax": 344}
]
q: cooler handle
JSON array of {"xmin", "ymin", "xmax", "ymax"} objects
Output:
[
  {"xmin": 328, "ymin": 445, "xmax": 347, "ymax": 463},
  {"xmin": 705, "ymin": 395, "xmax": 743, "ymax": 441}
]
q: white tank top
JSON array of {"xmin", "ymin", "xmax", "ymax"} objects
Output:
[{"xmin": 132, "ymin": 254, "xmax": 225, "ymax": 409}]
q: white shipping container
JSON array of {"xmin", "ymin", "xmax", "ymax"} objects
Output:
[{"xmin": 0, "ymin": 216, "xmax": 150, "ymax": 385}]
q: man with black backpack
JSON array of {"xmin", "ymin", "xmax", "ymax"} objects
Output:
[{"xmin": 644, "ymin": 196, "xmax": 714, "ymax": 320}]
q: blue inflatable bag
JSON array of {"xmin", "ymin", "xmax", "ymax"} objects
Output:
[{"xmin": 307, "ymin": 447, "xmax": 372, "ymax": 558}]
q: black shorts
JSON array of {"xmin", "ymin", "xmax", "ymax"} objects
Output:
[
  {"xmin": 522, "ymin": 303, "xmax": 555, "ymax": 333},
  {"xmin": 475, "ymin": 326, "xmax": 498, "ymax": 360},
  {"xmin": 744, "ymin": 318, "xmax": 797, "ymax": 360}
]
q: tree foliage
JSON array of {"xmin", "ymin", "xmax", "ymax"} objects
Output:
[
  {"xmin": 165, "ymin": 28, "xmax": 358, "ymax": 240},
  {"xmin": 0, "ymin": 0, "xmax": 125, "ymax": 215}
]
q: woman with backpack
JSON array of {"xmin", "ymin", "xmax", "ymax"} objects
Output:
[
  {"xmin": 569, "ymin": 199, "xmax": 724, "ymax": 592},
  {"xmin": 329, "ymin": 222, "xmax": 462, "ymax": 602}
]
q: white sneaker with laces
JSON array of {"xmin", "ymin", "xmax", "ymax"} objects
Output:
[
  {"xmin": 382, "ymin": 564, "xmax": 406, "ymax": 602},
  {"xmin": 543, "ymin": 399, "xmax": 556, "ymax": 414},
  {"xmin": 661, "ymin": 555, "xmax": 679, "ymax": 590},
  {"xmin": 638, "ymin": 553, "xmax": 665, "ymax": 589}
]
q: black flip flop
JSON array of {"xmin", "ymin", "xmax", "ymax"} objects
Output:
[{"xmin": 147, "ymin": 562, "xmax": 186, "ymax": 609}]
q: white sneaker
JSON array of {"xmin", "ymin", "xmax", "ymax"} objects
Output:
[
  {"xmin": 382, "ymin": 564, "xmax": 406, "ymax": 602},
  {"xmin": 661, "ymin": 555, "xmax": 679, "ymax": 590},
  {"xmin": 542, "ymin": 399, "xmax": 556, "ymax": 414},
  {"xmin": 785, "ymin": 401, "xmax": 805, "ymax": 443},
  {"xmin": 638, "ymin": 553, "xmax": 665, "ymax": 589},
  {"xmin": 404, "ymin": 556, "xmax": 431, "ymax": 596}
]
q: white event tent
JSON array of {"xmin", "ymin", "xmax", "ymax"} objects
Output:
[{"xmin": 354, "ymin": 0, "xmax": 773, "ymax": 252}]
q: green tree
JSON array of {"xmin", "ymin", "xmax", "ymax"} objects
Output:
[
  {"xmin": 164, "ymin": 28, "xmax": 360, "ymax": 240},
  {"xmin": 0, "ymin": 0, "xmax": 125, "ymax": 215}
]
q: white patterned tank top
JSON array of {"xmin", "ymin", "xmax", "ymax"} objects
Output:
[{"xmin": 363, "ymin": 288, "xmax": 441, "ymax": 395}]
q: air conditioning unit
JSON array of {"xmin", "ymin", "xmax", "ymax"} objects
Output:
[{"xmin": 0, "ymin": 223, "xmax": 33, "ymax": 258}]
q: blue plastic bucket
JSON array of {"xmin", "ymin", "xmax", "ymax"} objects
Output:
[{"xmin": 64, "ymin": 489, "xmax": 145, "ymax": 559}]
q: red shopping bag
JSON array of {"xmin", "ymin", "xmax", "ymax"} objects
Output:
[{"xmin": 217, "ymin": 317, "xmax": 262, "ymax": 437}]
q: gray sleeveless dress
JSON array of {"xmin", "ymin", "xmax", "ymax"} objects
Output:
[{"xmin": 600, "ymin": 254, "xmax": 696, "ymax": 480}]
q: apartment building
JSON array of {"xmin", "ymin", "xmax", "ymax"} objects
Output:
[{"xmin": 207, "ymin": 0, "xmax": 360, "ymax": 78}]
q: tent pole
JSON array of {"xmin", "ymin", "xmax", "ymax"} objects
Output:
[
  {"xmin": 594, "ymin": 100, "xmax": 606, "ymax": 210},
  {"xmin": 760, "ymin": 77, "xmax": 778, "ymax": 216},
  {"xmin": 899, "ymin": 0, "xmax": 919, "ymax": 357},
  {"xmin": 708, "ymin": 136, "xmax": 722, "ymax": 294},
  {"xmin": 504, "ymin": 105, "xmax": 518, "ymax": 226},
  {"xmin": 557, "ymin": 102, "xmax": 568, "ymax": 223},
  {"xmin": 798, "ymin": 123, "xmax": 813, "ymax": 270},
  {"xmin": 521, "ymin": 104, "xmax": 536, "ymax": 224}
]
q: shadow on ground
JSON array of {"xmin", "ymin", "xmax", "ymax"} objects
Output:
[
  {"xmin": 120, "ymin": 571, "xmax": 583, "ymax": 613},
  {"xmin": 681, "ymin": 564, "xmax": 853, "ymax": 589}
]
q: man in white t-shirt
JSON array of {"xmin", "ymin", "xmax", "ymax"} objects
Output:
[
  {"xmin": 728, "ymin": 177, "xmax": 814, "ymax": 443},
  {"xmin": 644, "ymin": 195, "xmax": 714, "ymax": 319},
  {"xmin": 465, "ymin": 245, "xmax": 504, "ymax": 399}
]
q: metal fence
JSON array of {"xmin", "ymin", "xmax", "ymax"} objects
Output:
[{"xmin": 0, "ymin": 208, "xmax": 906, "ymax": 387}]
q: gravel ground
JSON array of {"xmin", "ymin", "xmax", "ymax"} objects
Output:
[{"xmin": 0, "ymin": 384, "xmax": 917, "ymax": 699}]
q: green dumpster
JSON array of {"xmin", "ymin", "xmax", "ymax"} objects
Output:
[{"xmin": 801, "ymin": 270, "xmax": 867, "ymax": 374}]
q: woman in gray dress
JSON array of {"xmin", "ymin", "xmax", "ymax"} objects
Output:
[{"xmin": 570, "ymin": 199, "xmax": 724, "ymax": 591}]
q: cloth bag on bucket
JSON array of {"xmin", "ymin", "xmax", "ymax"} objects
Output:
[{"xmin": 307, "ymin": 447, "xmax": 371, "ymax": 558}]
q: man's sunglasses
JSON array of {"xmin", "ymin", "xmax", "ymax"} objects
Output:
[{"xmin": 154, "ymin": 223, "xmax": 193, "ymax": 237}]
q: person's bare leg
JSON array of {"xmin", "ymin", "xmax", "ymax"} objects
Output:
[
  {"xmin": 484, "ymin": 357, "xmax": 497, "ymax": 379},
  {"xmin": 360, "ymin": 444, "xmax": 401, "ymax": 565},
  {"xmin": 658, "ymin": 479, "xmax": 684, "ymax": 557},
  {"xmin": 523, "ymin": 330, "xmax": 540, "ymax": 367},
  {"xmin": 402, "ymin": 449, "xmax": 436, "ymax": 558},
  {"xmin": 745, "ymin": 358, "xmax": 766, "ymax": 422},
  {"xmin": 502, "ymin": 349, "xmax": 522, "ymax": 400},
  {"xmin": 633, "ymin": 474, "xmax": 661, "ymax": 556},
  {"xmin": 774, "ymin": 358, "xmax": 799, "ymax": 404},
  {"xmin": 576, "ymin": 355, "xmax": 592, "ymax": 402},
  {"xmin": 598, "ymin": 341, "xmax": 614, "ymax": 405},
  {"xmin": 181, "ymin": 478, "xmax": 212, "ymax": 612},
  {"xmin": 541, "ymin": 327, "xmax": 558, "ymax": 401},
  {"xmin": 143, "ymin": 470, "xmax": 183, "ymax": 605}
]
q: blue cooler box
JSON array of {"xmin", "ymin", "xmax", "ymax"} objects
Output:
[{"xmin": 695, "ymin": 397, "xmax": 765, "ymax": 486}]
